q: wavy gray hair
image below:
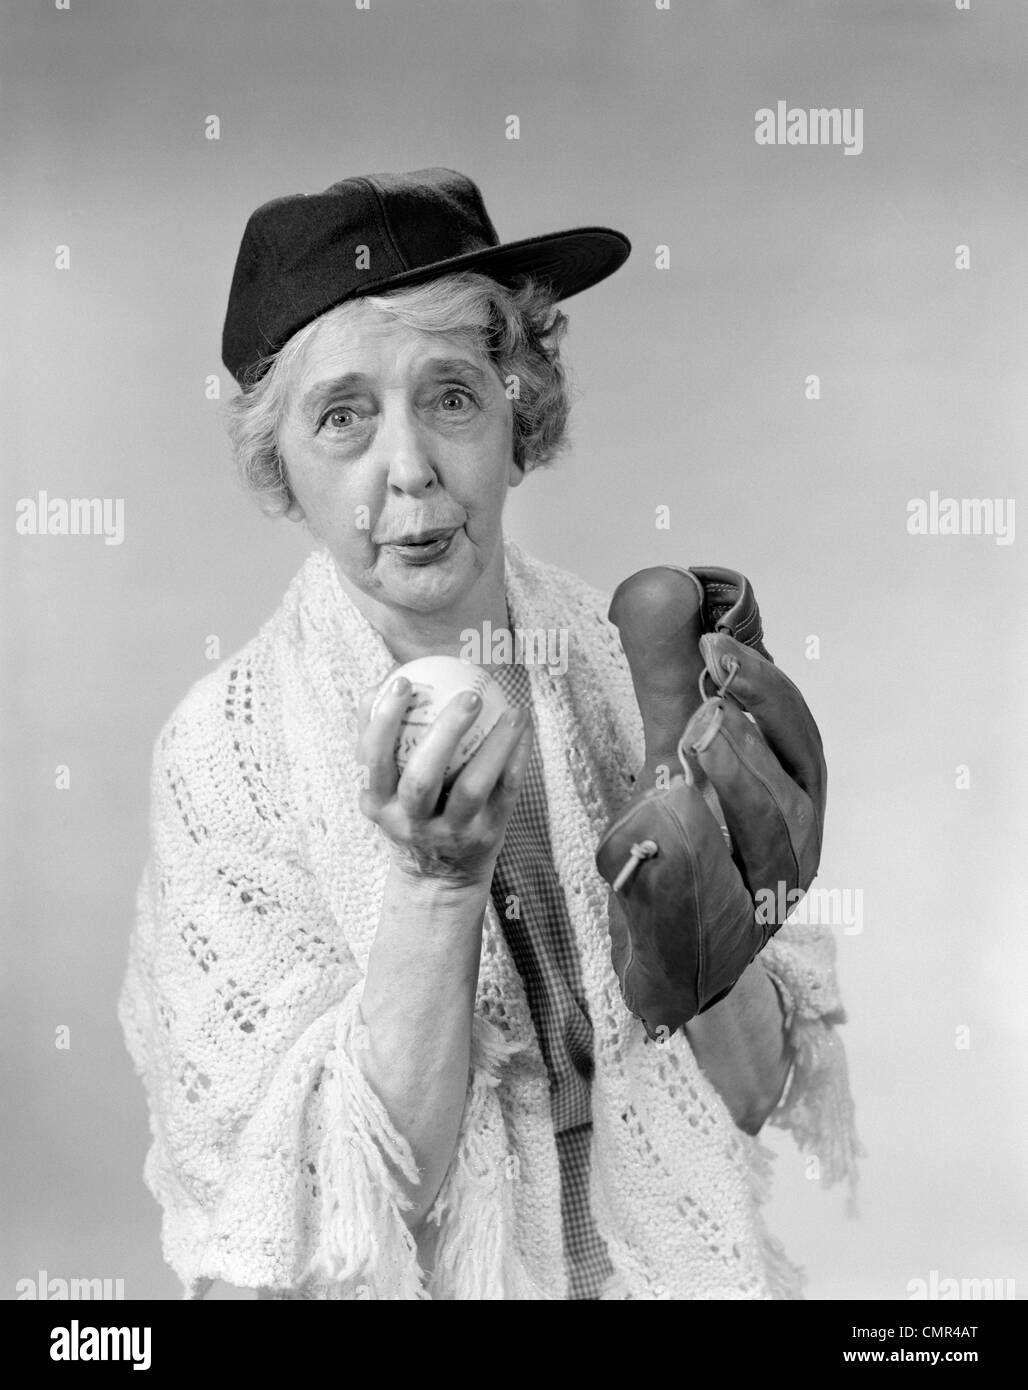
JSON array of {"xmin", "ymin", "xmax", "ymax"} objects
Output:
[{"xmin": 224, "ymin": 272, "xmax": 571, "ymax": 517}]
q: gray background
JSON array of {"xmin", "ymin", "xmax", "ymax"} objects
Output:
[{"xmin": 3, "ymin": 0, "xmax": 1026, "ymax": 1300}]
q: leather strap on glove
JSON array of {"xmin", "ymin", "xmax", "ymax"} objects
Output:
[{"xmin": 595, "ymin": 565, "xmax": 827, "ymax": 1039}]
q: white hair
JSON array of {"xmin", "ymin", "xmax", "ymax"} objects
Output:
[{"xmin": 224, "ymin": 271, "xmax": 571, "ymax": 516}]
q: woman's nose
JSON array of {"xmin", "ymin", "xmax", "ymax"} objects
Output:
[{"xmin": 378, "ymin": 398, "xmax": 438, "ymax": 495}]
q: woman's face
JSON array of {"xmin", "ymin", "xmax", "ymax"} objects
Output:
[{"xmin": 276, "ymin": 301, "xmax": 522, "ymax": 619}]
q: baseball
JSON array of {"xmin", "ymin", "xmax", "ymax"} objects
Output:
[{"xmin": 372, "ymin": 655, "xmax": 510, "ymax": 786}]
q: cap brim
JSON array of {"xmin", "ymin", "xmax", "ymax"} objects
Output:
[{"xmin": 344, "ymin": 226, "xmax": 631, "ymax": 303}]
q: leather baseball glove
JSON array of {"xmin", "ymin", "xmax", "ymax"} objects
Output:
[{"xmin": 595, "ymin": 565, "xmax": 827, "ymax": 1039}]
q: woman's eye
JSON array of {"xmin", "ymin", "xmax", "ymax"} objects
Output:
[
  {"xmin": 322, "ymin": 408, "xmax": 356, "ymax": 430},
  {"xmin": 439, "ymin": 389, "xmax": 474, "ymax": 412}
]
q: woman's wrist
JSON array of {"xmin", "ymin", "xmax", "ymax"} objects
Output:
[{"xmin": 386, "ymin": 852, "xmax": 495, "ymax": 900}]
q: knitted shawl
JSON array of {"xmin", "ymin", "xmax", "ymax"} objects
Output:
[{"xmin": 118, "ymin": 537, "xmax": 860, "ymax": 1301}]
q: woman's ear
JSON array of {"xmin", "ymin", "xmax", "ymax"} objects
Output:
[
  {"xmin": 284, "ymin": 496, "xmax": 306, "ymax": 523},
  {"xmin": 507, "ymin": 456, "xmax": 526, "ymax": 489}
]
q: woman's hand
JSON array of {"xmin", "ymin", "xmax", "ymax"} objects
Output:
[
  {"xmin": 356, "ymin": 675, "xmax": 533, "ymax": 888},
  {"xmin": 355, "ymin": 675, "xmax": 532, "ymax": 1227}
]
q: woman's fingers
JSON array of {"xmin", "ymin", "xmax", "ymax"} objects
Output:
[
  {"xmin": 495, "ymin": 719, "xmax": 534, "ymax": 803},
  {"xmin": 357, "ymin": 676, "xmax": 410, "ymax": 807},
  {"xmin": 395, "ymin": 689, "xmax": 492, "ymax": 818},
  {"xmin": 445, "ymin": 708, "xmax": 531, "ymax": 821},
  {"xmin": 355, "ymin": 683, "xmax": 379, "ymax": 735},
  {"xmin": 357, "ymin": 678, "xmax": 534, "ymax": 884}
]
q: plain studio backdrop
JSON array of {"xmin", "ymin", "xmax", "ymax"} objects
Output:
[{"xmin": 2, "ymin": 0, "xmax": 1026, "ymax": 1301}]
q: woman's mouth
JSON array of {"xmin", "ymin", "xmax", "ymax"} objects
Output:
[{"xmin": 383, "ymin": 528, "xmax": 459, "ymax": 566}]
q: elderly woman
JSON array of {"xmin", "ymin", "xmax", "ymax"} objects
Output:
[{"xmin": 119, "ymin": 168, "xmax": 859, "ymax": 1300}]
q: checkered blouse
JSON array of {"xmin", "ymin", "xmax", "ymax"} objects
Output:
[{"xmin": 488, "ymin": 660, "xmax": 615, "ymax": 1300}]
